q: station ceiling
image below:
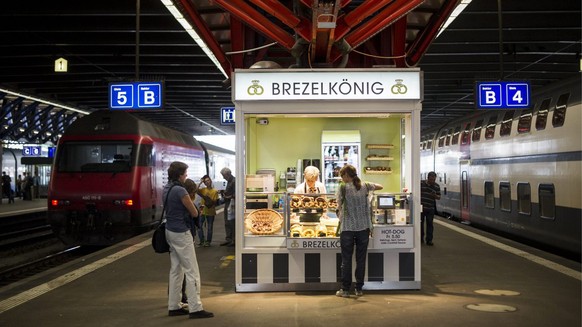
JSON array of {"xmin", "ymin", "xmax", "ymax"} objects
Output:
[{"xmin": 0, "ymin": 0, "xmax": 580, "ymax": 144}]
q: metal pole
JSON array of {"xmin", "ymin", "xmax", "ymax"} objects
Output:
[
  {"xmin": 136, "ymin": 0, "xmax": 141, "ymax": 80},
  {"xmin": 497, "ymin": 0, "xmax": 503, "ymax": 80}
]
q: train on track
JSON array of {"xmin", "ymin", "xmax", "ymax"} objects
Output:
[
  {"xmin": 420, "ymin": 77, "xmax": 581, "ymax": 259},
  {"xmin": 47, "ymin": 110, "xmax": 234, "ymax": 246}
]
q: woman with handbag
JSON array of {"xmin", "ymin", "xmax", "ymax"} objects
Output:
[{"xmin": 164, "ymin": 161, "xmax": 214, "ymax": 319}]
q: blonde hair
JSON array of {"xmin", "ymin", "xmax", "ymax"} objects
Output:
[{"xmin": 303, "ymin": 165, "xmax": 320, "ymax": 181}]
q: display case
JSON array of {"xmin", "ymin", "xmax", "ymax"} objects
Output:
[{"xmin": 287, "ymin": 193, "xmax": 339, "ymax": 240}]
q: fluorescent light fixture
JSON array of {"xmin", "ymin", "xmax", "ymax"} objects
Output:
[
  {"xmin": 437, "ymin": 0, "xmax": 472, "ymax": 38},
  {"xmin": 161, "ymin": 0, "xmax": 228, "ymax": 78},
  {"xmin": 0, "ymin": 87, "xmax": 89, "ymax": 115}
]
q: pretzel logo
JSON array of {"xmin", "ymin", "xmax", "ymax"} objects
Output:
[
  {"xmin": 390, "ymin": 79, "xmax": 408, "ymax": 94},
  {"xmin": 247, "ymin": 80, "xmax": 264, "ymax": 96}
]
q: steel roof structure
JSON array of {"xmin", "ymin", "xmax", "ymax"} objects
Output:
[{"xmin": 0, "ymin": 0, "xmax": 580, "ymax": 144}]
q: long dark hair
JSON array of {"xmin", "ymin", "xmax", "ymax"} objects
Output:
[{"xmin": 339, "ymin": 164, "xmax": 362, "ymax": 190}]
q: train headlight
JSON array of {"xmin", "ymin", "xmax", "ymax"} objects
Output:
[
  {"xmin": 113, "ymin": 199, "xmax": 134, "ymax": 206},
  {"xmin": 51, "ymin": 200, "xmax": 70, "ymax": 206}
]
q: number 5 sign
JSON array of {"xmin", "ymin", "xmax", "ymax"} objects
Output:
[
  {"xmin": 476, "ymin": 81, "xmax": 530, "ymax": 109},
  {"xmin": 109, "ymin": 82, "xmax": 164, "ymax": 110}
]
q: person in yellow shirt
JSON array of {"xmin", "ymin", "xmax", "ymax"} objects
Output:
[{"xmin": 196, "ymin": 175, "xmax": 219, "ymax": 247}]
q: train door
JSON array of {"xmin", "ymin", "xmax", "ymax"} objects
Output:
[{"xmin": 460, "ymin": 164, "xmax": 470, "ymax": 221}]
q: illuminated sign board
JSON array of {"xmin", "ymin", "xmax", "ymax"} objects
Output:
[
  {"xmin": 109, "ymin": 82, "xmax": 164, "ymax": 110},
  {"xmin": 221, "ymin": 107, "xmax": 235, "ymax": 125},
  {"xmin": 476, "ymin": 81, "xmax": 530, "ymax": 109}
]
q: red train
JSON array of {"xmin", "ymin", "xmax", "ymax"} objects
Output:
[{"xmin": 47, "ymin": 110, "xmax": 209, "ymax": 246}]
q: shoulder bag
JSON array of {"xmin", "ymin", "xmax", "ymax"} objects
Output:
[{"xmin": 152, "ymin": 184, "xmax": 177, "ymax": 253}]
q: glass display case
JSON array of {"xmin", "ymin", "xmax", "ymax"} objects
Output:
[
  {"xmin": 243, "ymin": 192, "xmax": 286, "ymax": 237},
  {"xmin": 288, "ymin": 193, "xmax": 339, "ymax": 238}
]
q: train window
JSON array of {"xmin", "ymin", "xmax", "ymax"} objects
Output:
[
  {"xmin": 499, "ymin": 182, "xmax": 511, "ymax": 212},
  {"xmin": 535, "ymin": 98, "xmax": 551, "ymax": 130},
  {"xmin": 517, "ymin": 111, "xmax": 532, "ymax": 134},
  {"xmin": 445, "ymin": 128, "xmax": 453, "ymax": 146},
  {"xmin": 485, "ymin": 115, "xmax": 498, "ymax": 140},
  {"xmin": 437, "ymin": 130, "xmax": 447, "ymax": 147},
  {"xmin": 484, "ymin": 181, "xmax": 494, "ymax": 208},
  {"xmin": 461, "ymin": 123, "xmax": 471, "ymax": 145},
  {"xmin": 136, "ymin": 144, "xmax": 153, "ymax": 166},
  {"xmin": 539, "ymin": 184, "xmax": 555, "ymax": 220},
  {"xmin": 551, "ymin": 93, "xmax": 570, "ymax": 127},
  {"xmin": 56, "ymin": 141, "xmax": 133, "ymax": 172},
  {"xmin": 517, "ymin": 183, "xmax": 531, "ymax": 215},
  {"xmin": 427, "ymin": 140, "xmax": 433, "ymax": 150},
  {"xmin": 451, "ymin": 125, "xmax": 461, "ymax": 145},
  {"xmin": 472, "ymin": 119, "xmax": 483, "ymax": 142},
  {"xmin": 499, "ymin": 110, "xmax": 515, "ymax": 137}
]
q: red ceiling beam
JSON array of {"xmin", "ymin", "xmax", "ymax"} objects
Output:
[
  {"xmin": 406, "ymin": 0, "xmax": 459, "ymax": 66},
  {"xmin": 334, "ymin": 0, "xmax": 392, "ymax": 40},
  {"xmin": 248, "ymin": 0, "xmax": 312, "ymax": 41},
  {"xmin": 230, "ymin": 17, "xmax": 245, "ymax": 69},
  {"xmin": 344, "ymin": 0, "xmax": 424, "ymax": 48},
  {"xmin": 391, "ymin": 17, "xmax": 407, "ymax": 67},
  {"xmin": 213, "ymin": 0, "xmax": 296, "ymax": 49},
  {"xmin": 176, "ymin": 0, "xmax": 231, "ymax": 75}
]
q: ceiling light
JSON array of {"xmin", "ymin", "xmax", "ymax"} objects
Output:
[
  {"xmin": 437, "ymin": 0, "xmax": 472, "ymax": 38},
  {"xmin": 160, "ymin": 0, "xmax": 228, "ymax": 78}
]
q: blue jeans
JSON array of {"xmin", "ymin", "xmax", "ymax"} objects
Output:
[
  {"xmin": 340, "ymin": 229, "xmax": 370, "ymax": 291},
  {"xmin": 197, "ymin": 215, "xmax": 215, "ymax": 243},
  {"xmin": 421, "ymin": 208, "xmax": 435, "ymax": 243}
]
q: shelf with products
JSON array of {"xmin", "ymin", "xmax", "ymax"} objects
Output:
[{"xmin": 365, "ymin": 143, "xmax": 393, "ymax": 173}]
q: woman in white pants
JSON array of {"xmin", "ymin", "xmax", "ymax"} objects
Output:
[{"xmin": 163, "ymin": 161, "xmax": 214, "ymax": 319}]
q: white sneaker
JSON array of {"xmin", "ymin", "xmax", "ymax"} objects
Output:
[
  {"xmin": 354, "ymin": 289, "xmax": 363, "ymax": 297},
  {"xmin": 179, "ymin": 302, "xmax": 188, "ymax": 308},
  {"xmin": 335, "ymin": 289, "xmax": 350, "ymax": 298}
]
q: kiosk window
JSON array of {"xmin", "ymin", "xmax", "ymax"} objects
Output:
[
  {"xmin": 485, "ymin": 115, "xmax": 497, "ymax": 140},
  {"xmin": 499, "ymin": 110, "xmax": 515, "ymax": 137},
  {"xmin": 472, "ymin": 119, "xmax": 483, "ymax": 142},
  {"xmin": 536, "ymin": 98, "xmax": 551, "ymax": 130},
  {"xmin": 539, "ymin": 184, "xmax": 555, "ymax": 220},
  {"xmin": 552, "ymin": 93, "xmax": 569, "ymax": 127},
  {"xmin": 499, "ymin": 182, "xmax": 511, "ymax": 212},
  {"xmin": 484, "ymin": 181, "xmax": 494, "ymax": 208},
  {"xmin": 517, "ymin": 183, "xmax": 531, "ymax": 215}
]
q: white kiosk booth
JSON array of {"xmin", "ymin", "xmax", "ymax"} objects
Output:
[{"xmin": 232, "ymin": 69, "xmax": 422, "ymax": 292}]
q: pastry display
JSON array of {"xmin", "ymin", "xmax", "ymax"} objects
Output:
[
  {"xmin": 301, "ymin": 228, "xmax": 315, "ymax": 238},
  {"xmin": 315, "ymin": 224, "xmax": 327, "ymax": 237},
  {"xmin": 245, "ymin": 209, "xmax": 283, "ymax": 235},
  {"xmin": 290, "ymin": 224, "xmax": 302, "ymax": 237}
]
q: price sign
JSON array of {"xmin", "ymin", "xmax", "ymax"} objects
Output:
[
  {"xmin": 372, "ymin": 226, "xmax": 414, "ymax": 249},
  {"xmin": 109, "ymin": 82, "xmax": 163, "ymax": 110},
  {"xmin": 476, "ymin": 81, "xmax": 530, "ymax": 109}
]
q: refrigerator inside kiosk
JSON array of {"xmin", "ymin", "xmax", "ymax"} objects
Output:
[{"xmin": 322, "ymin": 130, "xmax": 361, "ymax": 193}]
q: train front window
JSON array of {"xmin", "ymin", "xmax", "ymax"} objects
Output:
[{"xmin": 57, "ymin": 141, "xmax": 134, "ymax": 172}]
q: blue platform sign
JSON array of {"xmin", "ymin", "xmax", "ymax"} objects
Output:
[
  {"xmin": 476, "ymin": 81, "xmax": 530, "ymax": 109},
  {"xmin": 109, "ymin": 82, "xmax": 163, "ymax": 110},
  {"xmin": 23, "ymin": 146, "xmax": 42, "ymax": 157},
  {"xmin": 221, "ymin": 107, "xmax": 235, "ymax": 125}
]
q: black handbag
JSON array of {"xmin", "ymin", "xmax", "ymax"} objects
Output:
[
  {"xmin": 152, "ymin": 221, "xmax": 170, "ymax": 253},
  {"xmin": 151, "ymin": 184, "xmax": 177, "ymax": 253}
]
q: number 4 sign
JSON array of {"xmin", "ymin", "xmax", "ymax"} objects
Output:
[{"xmin": 476, "ymin": 81, "xmax": 530, "ymax": 109}]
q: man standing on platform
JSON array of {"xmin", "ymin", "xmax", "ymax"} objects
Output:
[
  {"xmin": 219, "ymin": 167, "xmax": 235, "ymax": 247},
  {"xmin": 420, "ymin": 171, "xmax": 440, "ymax": 246}
]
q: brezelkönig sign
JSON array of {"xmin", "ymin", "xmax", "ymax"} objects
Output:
[{"xmin": 234, "ymin": 70, "xmax": 421, "ymax": 101}]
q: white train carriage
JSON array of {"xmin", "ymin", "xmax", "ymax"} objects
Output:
[{"xmin": 421, "ymin": 77, "xmax": 581, "ymax": 257}]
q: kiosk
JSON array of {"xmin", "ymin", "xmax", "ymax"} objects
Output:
[{"xmin": 232, "ymin": 69, "xmax": 422, "ymax": 292}]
